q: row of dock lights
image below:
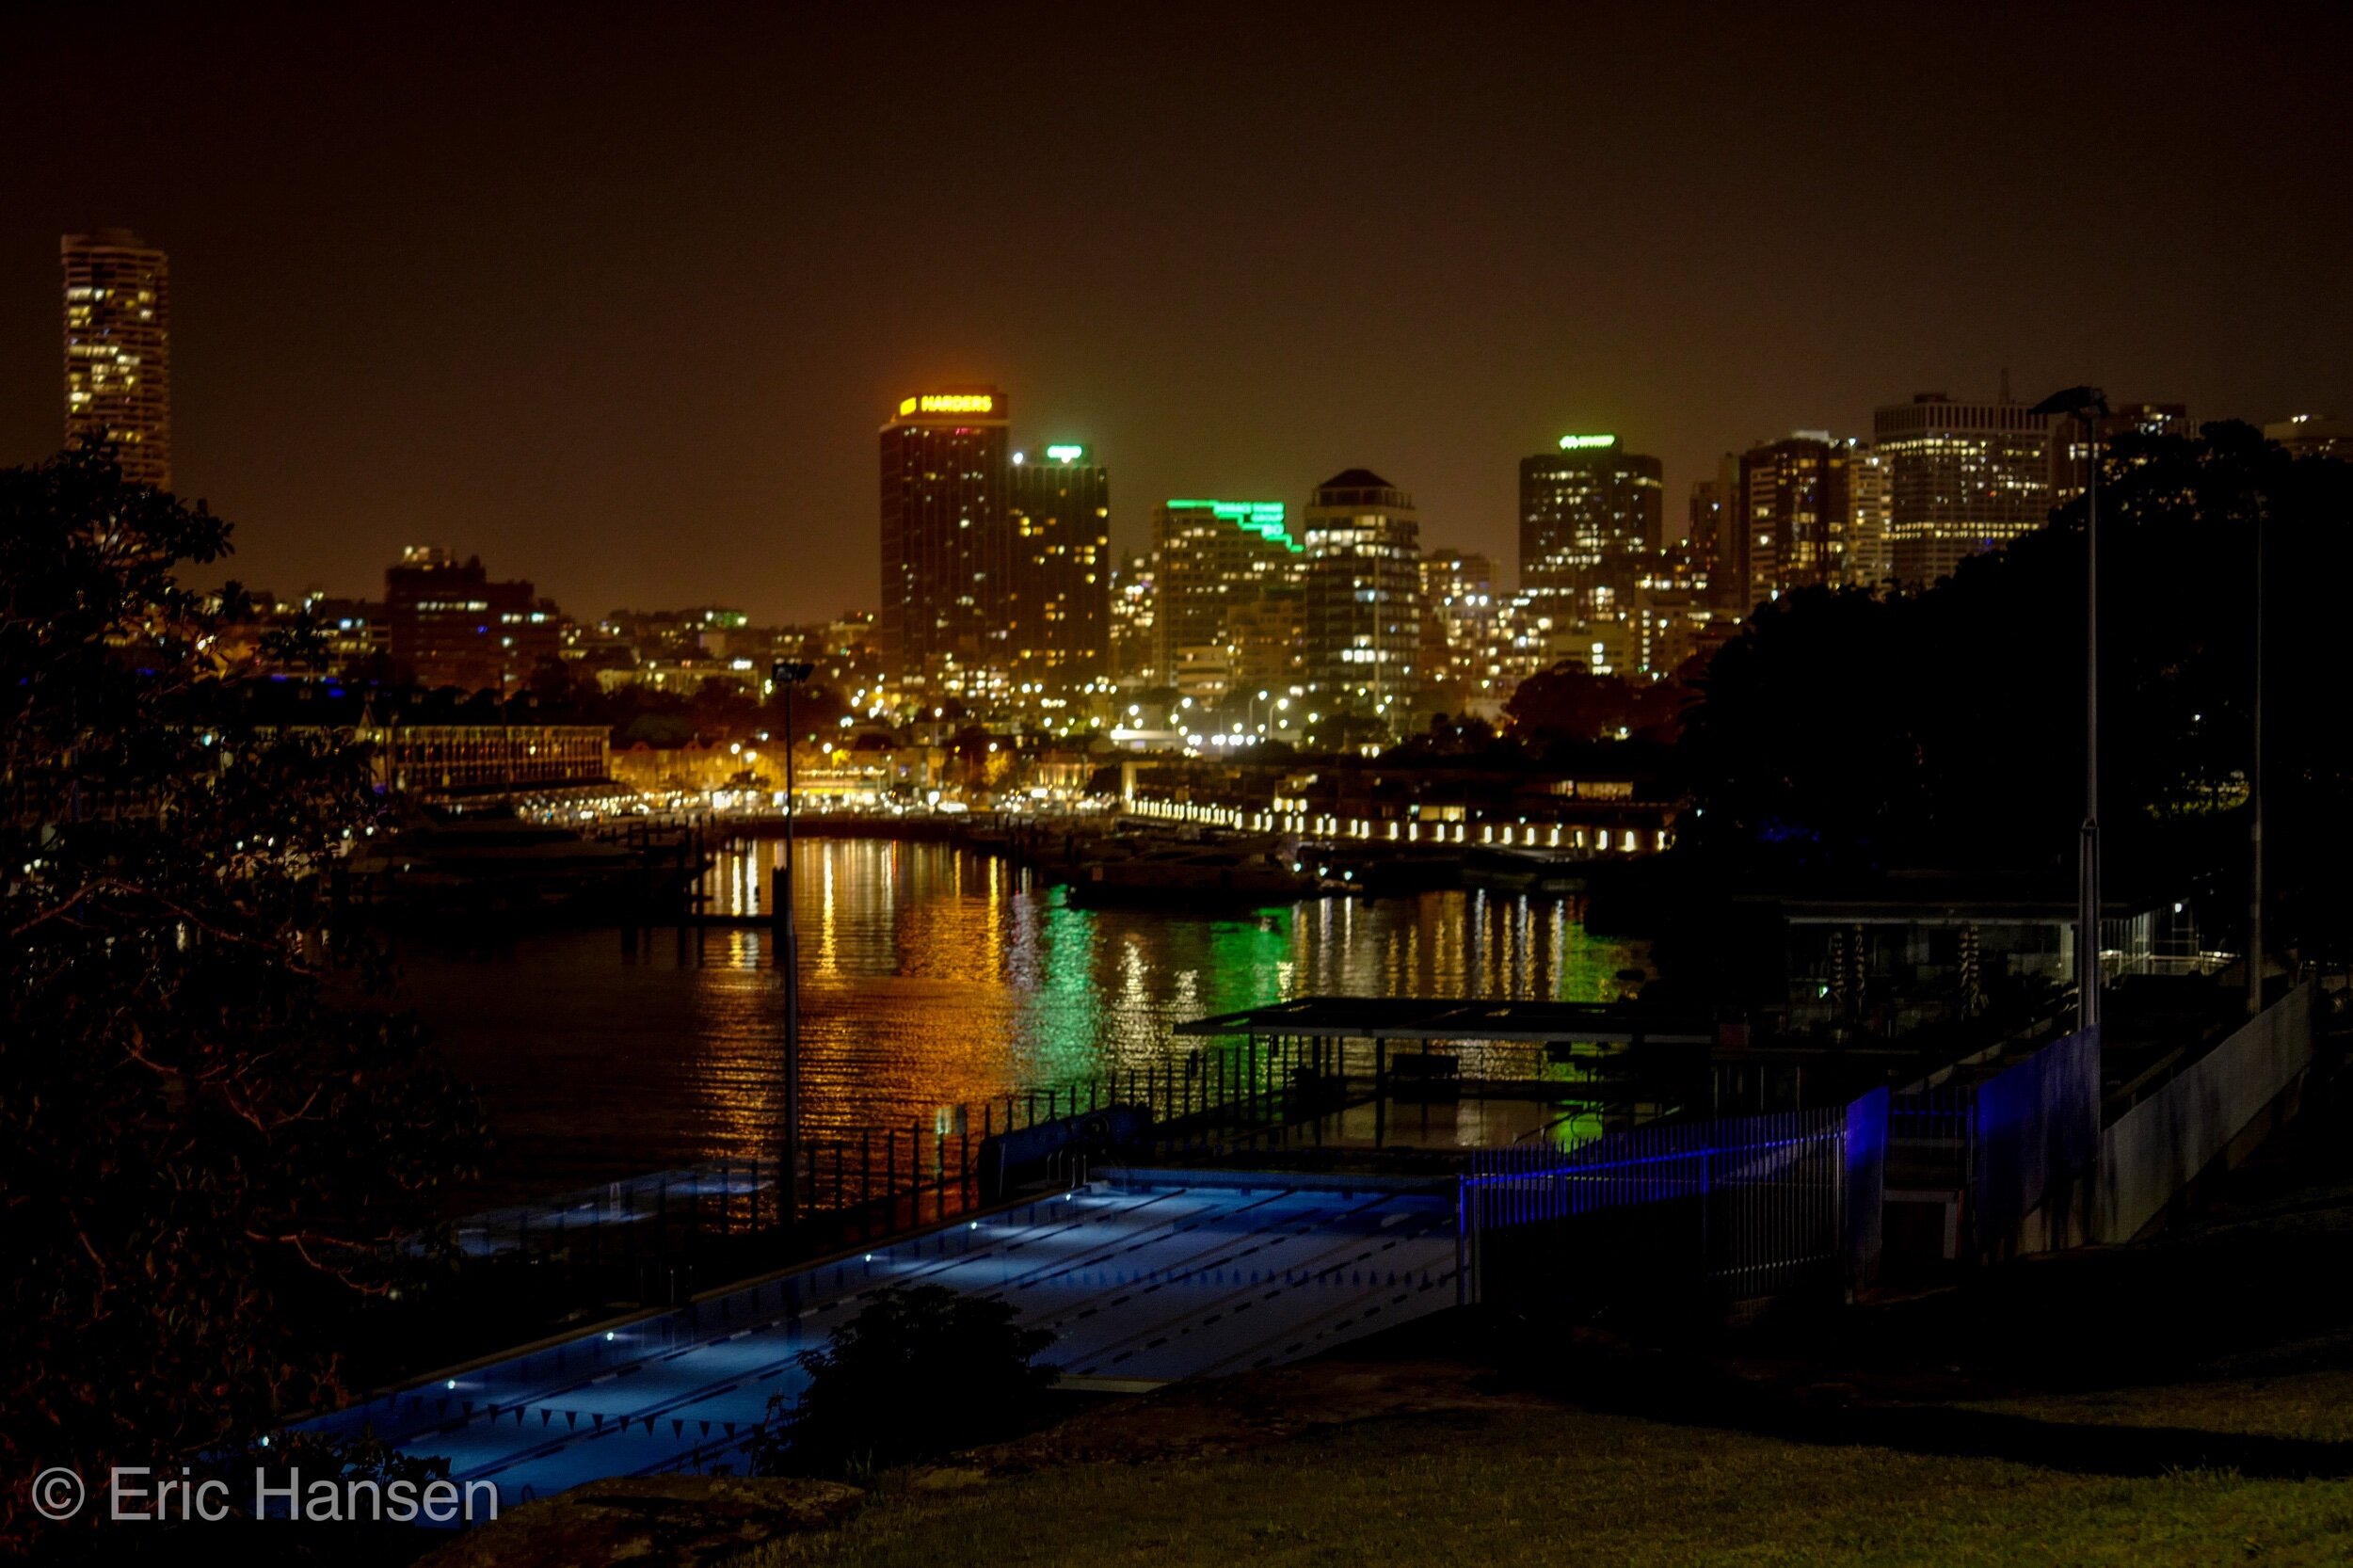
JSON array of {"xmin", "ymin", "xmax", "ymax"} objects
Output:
[{"xmin": 1126, "ymin": 797, "xmax": 1668, "ymax": 853}]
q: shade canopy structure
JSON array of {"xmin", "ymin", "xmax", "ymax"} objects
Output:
[{"xmin": 1174, "ymin": 996, "xmax": 1717, "ymax": 1047}]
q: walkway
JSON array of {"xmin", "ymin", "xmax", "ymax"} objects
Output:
[{"xmin": 304, "ymin": 1176, "xmax": 1459, "ymax": 1508}]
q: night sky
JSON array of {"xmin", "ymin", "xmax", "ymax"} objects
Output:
[{"xmin": 3, "ymin": 3, "xmax": 2346, "ymax": 623}]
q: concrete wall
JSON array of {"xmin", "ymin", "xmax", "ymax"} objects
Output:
[{"xmin": 2096, "ymin": 983, "xmax": 2315, "ymax": 1242}]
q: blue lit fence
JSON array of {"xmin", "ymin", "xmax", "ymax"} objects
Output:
[
  {"xmin": 1458, "ymin": 1095, "xmax": 1884, "ymax": 1308},
  {"xmin": 1887, "ymin": 1030, "xmax": 2099, "ymax": 1260}
]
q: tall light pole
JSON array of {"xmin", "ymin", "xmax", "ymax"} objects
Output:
[
  {"xmin": 2249, "ymin": 501, "xmax": 2265, "ymax": 1016},
  {"xmin": 770, "ymin": 659, "xmax": 814, "ymax": 1221},
  {"xmin": 2032, "ymin": 385, "xmax": 2108, "ymax": 1040}
]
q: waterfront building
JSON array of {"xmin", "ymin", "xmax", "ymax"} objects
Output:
[
  {"xmin": 879, "ymin": 387, "xmax": 1011, "ymax": 695},
  {"xmin": 1737, "ymin": 433, "xmax": 1853, "ymax": 603},
  {"xmin": 1873, "ymin": 392, "xmax": 2054, "ymax": 588},
  {"xmin": 1149, "ymin": 498, "xmax": 1303, "ymax": 687},
  {"xmin": 366, "ymin": 722, "xmax": 611, "ymax": 798},
  {"xmin": 61, "ymin": 229, "xmax": 170, "ymax": 488},
  {"xmin": 1518, "ymin": 436, "xmax": 1664, "ymax": 628},
  {"xmin": 384, "ymin": 547, "xmax": 561, "ymax": 694},
  {"xmin": 1301, "ymin": 470, "xmax": 1423, "ymax": 728},
  {"xmin": 1006, "ymin": 443, "xmax": 1111, "ymax": 694}
]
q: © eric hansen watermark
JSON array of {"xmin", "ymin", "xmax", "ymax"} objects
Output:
[{"xmin": 31, "ymin": 1464, "xmax": 499, "ymax": 1525}]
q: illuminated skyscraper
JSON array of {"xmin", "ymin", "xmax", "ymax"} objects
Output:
[
  {"xmin": 1006, "ymin": 443, "xmax": 1111, "ymax": 693},
  {"xmin": 1149, "ymin": 498, "xmax": 1303, "ymax": 686},
  {"xmin": 1846, "ymin": 444, "xmax": 1892, "ymax": 590},
  {"xmin": 1873, "ymin": 392, "xmax": 2054, "ymax": 587},
  {"xmin": 61, "ymin": 230, "xmax": 170, "ymax": 488},
  {"xmin": 1518, "ymin": 436, "xmax": 1663, "ymax": 626},
  {"xmin": 1737, "ymin": 433, "xmax": 1852, "ymax": 604},
  {"xmin": 878, "ymin": 388, "xmax": 1010, "ymax": 693},
  {"xmin": 1302, "ymin": 470, "xmax": 1422, "ymax": 727}
]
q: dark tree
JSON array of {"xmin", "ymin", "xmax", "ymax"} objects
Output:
[
  {"xmin": 1677, "ymin": 425, "xmax": 2353, "ymax": 955},
  {"xmin": 749, "ymin": 1286, "xmax": 1057, "ymax": 1477},
  {"xmin": 0, "ymin": 447, "xmax": 483, "ymax": 1547}
]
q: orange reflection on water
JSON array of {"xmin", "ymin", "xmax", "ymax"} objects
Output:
[{"xmin": 403, "ymin": 841, "xmax": 1649, "ymax": 1208}]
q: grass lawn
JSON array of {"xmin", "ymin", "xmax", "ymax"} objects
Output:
[
  {"xmin": 741, "ymin": 1127, "xmax": 2353, "ymax": 1568},
  {"xmin": 746, "ymin": 1390, "xmax": 2353, "ymax": 1567}
]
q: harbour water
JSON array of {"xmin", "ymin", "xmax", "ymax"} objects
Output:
[{"xmin": 392, "ymin": 839, "xmax": 1648, "ymax": 1208}]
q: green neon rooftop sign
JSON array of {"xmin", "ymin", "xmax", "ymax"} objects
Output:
[
  {"xmin": 1045, "ymin": 443, "xmax": 1086, "ymax": 462},
  {"xmin": 1558, "ymin": 434, "xmax": 1619, "ymax": 450},
  {"xmin": 1166, "ymin": 498, "xmax": 1300, "ymax": 552}
]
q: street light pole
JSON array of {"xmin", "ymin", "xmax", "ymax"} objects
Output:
[
  {"xmin": 2032, "ymin": 385, "xmax": 2109, "ymax": 1040},
  {"xmin": 2082, "ymin": 408, "xmax": 2102, "ymax": 1039},
  {"xmin": 770, "ymin": 660, "xmax": 814, "ymax": 1221},
  {"xmin": 2249, "ymin": 503, "xmax": 2265, "ymax": 1016}
]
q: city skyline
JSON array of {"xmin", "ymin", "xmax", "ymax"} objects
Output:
[{"xmin": 3, "ymin": 8, "xmax": 2347, "ymax": 623}]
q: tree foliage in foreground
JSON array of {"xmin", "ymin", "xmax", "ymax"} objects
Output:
[
  {"xmin": 1676, "ymin": 423, "xmax": 2353, "ymax": 955},
  {"xmin": 0, "ymin": 446, "xmax": 484, "ymax": 1549},
  {"xmin": 750, "ymin": 1286, "xmax": 1058, "ymax": 1478}
]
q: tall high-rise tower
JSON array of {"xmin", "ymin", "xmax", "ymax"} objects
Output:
[
  {"xmin": 1006, "ymin": 443, "xmax": 1111, "ymax": 694},
  {"xmin": 62, "ymin": 230, "xmax": 170, "ymax": 488},
  {"xmin": 1149, "ymin": 498, "xmax": 1304, "ymax": 687},
  {"xmin": 1736, "ymin": 433, "xmax": 1852, "ymax": 604},
  {"xmin": 1302, "ymin": 469, "xmax": 1422, "ymax": 728},
  {"xmin": 1518, "ymin": 436, "xmax": 1663, "ymax": 627},
  {"xmin": 878, "ymin": 388, "xmax": 1011, "ymax": 695}
]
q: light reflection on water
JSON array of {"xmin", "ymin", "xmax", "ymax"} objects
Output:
[{"xmin": 397, "ymin": 840, "xmax": 1647, "ymax": 1207}]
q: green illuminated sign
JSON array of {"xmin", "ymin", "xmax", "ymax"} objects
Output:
[
  {"xmin": 1166, "ymin": 499, "xmax": 1300, "ymax": 552},
  {"xmin": 1045, "ymin": 443, "xmax": 1086, "ymax": 462},
  {"xmin": 1558, "ymin": 434, "xmax": 1619, "ymax": 450}
]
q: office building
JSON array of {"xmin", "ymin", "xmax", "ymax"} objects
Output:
[
  {"xmin": 1847, "ymin": 444, "xmax": 1892, "ymax": 590},
  {"xmin": 1687, "ymin": 477, "xmax": 1728, "ymax": 584},
  {"xmin": 384, "ymin": 547, "xmax": 561, "ymax": 694},
  {"xmin": 1737, "ymin": 433, "xmax": 1852, "ymax": 603},
  {"xmin": 1149, "ymin": 498, "xmax": 1303, "ymax": 686},
  {"xmin": 1873, "ymin": 392, "xmax": 2054, "ymax": 587},
  {"xmin": 61, "ymin": 230, "xmax": 170, "ymax": 488},
  {"xmin": 879, "ymin": 387, "xmax": 1011, "ymax": 694},
  {"xmin": 1302, "ymin": 470, "xmax": 1422, "ymax": 726},
  {"xmin": 2265, "ymin": 413, "xmax": 2352, "ymax": 459},
  {"xmin": 2054, "ymin": 402, "xmax": 2194, "ymax": 497},
  {"xmin": 1418, "ymin": 549, "xmax": 1498, "ymax": 717},
  {"xmin": 1108, "ymin": 552, "xmax": 1160, "ymax": 686},
  {"xmin": 1007, "ymin": 443, "xmax": 1111, "ymax": 693},
  {"xmin": 1519, "ymin": 436, "xmax": 1664, "ymax": 626}
]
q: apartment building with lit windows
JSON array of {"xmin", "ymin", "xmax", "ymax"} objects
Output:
[
  {"xmin": 61, "ymin": 230, "xmax": 170, "ymax": 488},
  {"xmin": 1302, "ymin": 469, "xmax": 1423, "ymax": 728}
]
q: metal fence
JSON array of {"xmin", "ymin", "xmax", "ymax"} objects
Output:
[
  {"xmin": 1457, "ymin": 1104, "xmax": 1859, "ymax": 1309},
  {"xmin": 425, "ymin": 1044, "xmax": 1321, "ymax": 1283}
]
